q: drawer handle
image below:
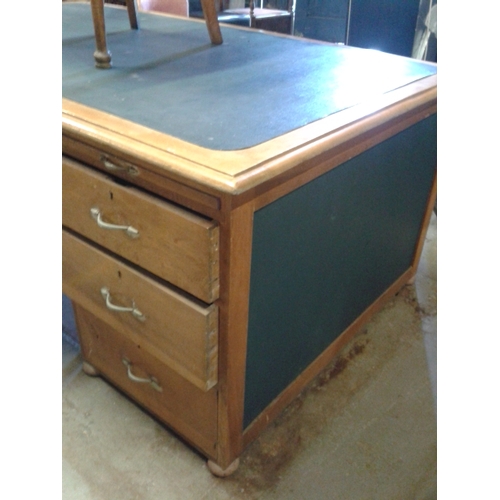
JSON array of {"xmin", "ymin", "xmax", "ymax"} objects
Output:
[
  {"xmin": 122, "ymin": 358, "xmax": 163, "ymax": 392},
  {"xmin": 101, "ymin": 156, "xmax": 139, "ymax": 176},
  {"xmin": 100, "ymin": 287, "xmax": 146, "ymax": 322},
  {"xmin": 90, "ymin": 208, "xmax": 139, "ymax": 238}
]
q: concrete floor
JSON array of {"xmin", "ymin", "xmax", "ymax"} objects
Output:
[{"xmin": 62, "ymin": 214, "xmax": 437, "ymax": 500}]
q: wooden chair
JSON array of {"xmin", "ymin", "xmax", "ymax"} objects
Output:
[{"xmin": 91, "ymin": 0, "xmax": 223, "ymax": 69}]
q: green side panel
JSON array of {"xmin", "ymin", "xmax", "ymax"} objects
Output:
[{"xmin": 244, "ymin": 115, "xmax": 437, "ymax": 428}]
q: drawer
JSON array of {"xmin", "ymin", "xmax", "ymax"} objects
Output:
[
  {"xmin": 63, "ymin": 230, "xmax": 218, "ymax": 391},
  {"xmin": 62, "ymin": 157, "xmax": 219, "ymax": 303},
  {"xmin": 72, "ymin": 303, "xmax": 218, "ymax": 459}
]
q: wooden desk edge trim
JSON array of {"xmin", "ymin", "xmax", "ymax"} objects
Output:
[{"xmin": 62, "ymin": 74, "xmax": 436, "ymax": 196}]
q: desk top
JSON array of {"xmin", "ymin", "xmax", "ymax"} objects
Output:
[{"xmin": 62, "ymin": 2, "xmax": 437, "ymax": 194}]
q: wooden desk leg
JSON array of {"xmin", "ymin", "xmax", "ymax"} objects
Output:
[
  {"xmin": 90, "ymin": 0, "xmax": 112, "ymax": 68},
  {"xmin": 200, "ymin": 0, "xmax": 223, "ymax": 45}
]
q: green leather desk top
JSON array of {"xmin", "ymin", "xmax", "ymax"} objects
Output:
[{"xmin": 62, "ymin": 3, "xmax": 436, "ymax": 151}]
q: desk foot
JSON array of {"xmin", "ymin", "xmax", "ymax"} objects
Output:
[
  {"xmin": 82, "ymin": 361, "xmax": 99, "ymax": 377},
  {"xmin": 207, "ymin": 458, "xmax": 240, "ymax": 477}
]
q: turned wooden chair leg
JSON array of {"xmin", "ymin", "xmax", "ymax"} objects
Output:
[
  {"xmin": 90, "ymin": 0, "xmax": 112, "ymax": 68},
  {"xmin": 90, "ymin": 0, "xmax": 221, "ymax": 69},
  {"xmin": 200, "ymin": 0, "xmax": 223, "ymax": 45}
]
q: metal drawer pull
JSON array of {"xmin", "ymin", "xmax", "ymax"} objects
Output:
[
  {"xmin": 101, "ymin": 156, "xmax": 139, "ymax": 176},
  {"xmin": 90, "ymin": 207, "xmax": 139, "ymax": 238},
  {"xmin": 100, "ymin": 287, "xmax": 145, "ymax": 321},
  {"xmin": 122, "ymin": 358, "xmax": 162, "ymax": 392}
]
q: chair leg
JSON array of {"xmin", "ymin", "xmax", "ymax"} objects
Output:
[
  {"xmin": 200, "ymin": 0, "xmax": 223, "ymax": 45},
  {"xmin": 126, "ymin": 0, "xmax": 139, "ymax": 30},
  {"xmin": 249, "ymin": 0, "xmax": 256, "ymax": 28},
  {"xmin": 90, "ymin": 0, "xmax": 112, "ymax": 68}
]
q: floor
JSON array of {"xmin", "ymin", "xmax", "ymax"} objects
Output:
[{"xmin": 62, "ymin": 213, "xmax": 437, "ymax": 500}]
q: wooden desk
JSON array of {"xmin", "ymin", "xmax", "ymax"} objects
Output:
[{"xmin": 62, "ymin": 2, "xmax": 437, "ymax": 476}]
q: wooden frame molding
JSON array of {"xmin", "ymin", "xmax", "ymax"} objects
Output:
[
  {"xmin": 214, "ymin": 198, "xmax": 255, "ymax": 468},
  {"xmin": 62, "ymin": 74, "xmax": 436, "ymax": 196}
]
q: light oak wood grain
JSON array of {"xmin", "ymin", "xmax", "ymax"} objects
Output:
[
  {"xmin": 73, "ymin": 303, "xmax": 218, "ymax": 458},
  {"xmin": 214, "ymin": 199, "xmax": 255, "ymax": 469},
  {"xmin": 62, "ymin": 136, "xmax": 221, "ymax": 218},
  {"xmin": 63, "ymin": 157, "xmax": 219, "ymax": 303},
  {"xmin": 63, "ymin": 230, "xmax": 218, "ymax": 391}
]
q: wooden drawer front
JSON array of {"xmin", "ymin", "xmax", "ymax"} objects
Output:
[
  {"xmin": 62, "ymin": 157, "xmax": 219, "ymax": 303},
  {"xmin": 72, "ymin": 303, "xmax": 218, "ymax": 459},
  {"xmin": 63, "ymin": 230, "xmax": 218, "ymax": 391}
]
